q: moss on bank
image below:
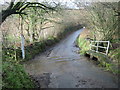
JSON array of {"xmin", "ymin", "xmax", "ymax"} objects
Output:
[
  {"xmin": 76, "ymin": 37, "xmax": 90, "ymax": 54},
  {"xmin": 86, "ymin": 50, "xmax": 119, "ymax": 74}
]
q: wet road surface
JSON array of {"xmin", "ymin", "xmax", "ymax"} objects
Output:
[{"xmin": 24, "ymin": 28, "xmax": 118, "ymax": 88}]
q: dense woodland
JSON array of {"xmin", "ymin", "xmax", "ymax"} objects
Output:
[{"xmin": 0, "ymin": 0, "xmax": 120, "ymax": 88}]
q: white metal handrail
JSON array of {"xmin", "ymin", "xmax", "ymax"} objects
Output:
[{"xmin": 90, "ymin": 41, "xmax": 110, "ymax": 55}]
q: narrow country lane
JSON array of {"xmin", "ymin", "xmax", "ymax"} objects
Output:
[{"xmin": 24, "ymin": 28, "xmax": 118, "ymax": 88}]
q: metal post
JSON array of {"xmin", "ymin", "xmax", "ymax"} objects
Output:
[
  {"xmin": 106, "ymin": 41, "xmax": 110, "ymax": 55},
  {"xmin": 21, "ymin": 34, "xmax": 25, "ymax": 59},
  {"xmin": 96, "ymin": 42, "xmax": 99, "ymax": 52},
  {"xmin": 20, "ymin": 16, "xmax": 25, "ymax": 59},
  {"xmin": 90, "ymin": 41, "xmax": 92, "ymax": 50}
]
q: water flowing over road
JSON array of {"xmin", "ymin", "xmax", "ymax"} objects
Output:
[{"xmin": 24, "ymin": 28, "xmax": 118, "ymax": 88}]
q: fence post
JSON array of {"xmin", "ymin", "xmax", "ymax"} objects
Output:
[
  {"xmin": 106, "ymin": 41, "xmax": 110, "ymax": 55},
  {"xmin": 96, "ymin": 42, "xmax": 99, "ymax": 52},
  {"xmin": 90, "ymin": 41, "xmax": 92, "ymax": 50}
]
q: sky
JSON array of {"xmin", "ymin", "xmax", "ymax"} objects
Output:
[
  {"xmin": 0, "ymin": 0, "xmax": 119, "ymax": 8},
  {"xmin": 0, "ymin": 0, "xmax": 77, "ymax": 4},
  {"xmin": 0, "ymin": 0, "xmax": 80, "ymax": 9}
]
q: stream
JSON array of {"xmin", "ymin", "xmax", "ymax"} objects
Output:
[{"xmin": 24, "ymin": 28, "xmax": 118, "ymax": 88}]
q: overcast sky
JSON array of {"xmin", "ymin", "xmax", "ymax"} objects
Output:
[
  {"xmin": 0, "ymin": 0, "xmax": 80, "ymax": 9},
  {"xmin": 0, "ymin": 0, "xmax": 119, "ymax": 9}
]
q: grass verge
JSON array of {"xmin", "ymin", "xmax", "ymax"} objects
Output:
[{"xmin": 2, "ymin": 62, "xmax": 35, "ymax": 88}]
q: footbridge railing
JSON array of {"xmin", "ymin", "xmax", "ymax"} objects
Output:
[{"xmin": 90, "ymin": 41, "xmax": 110, "ymax": 55}]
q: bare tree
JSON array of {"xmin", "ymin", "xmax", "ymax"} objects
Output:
[{"xmin": 0, "ymin": 0, "xmax": 56, "ymax": 25}]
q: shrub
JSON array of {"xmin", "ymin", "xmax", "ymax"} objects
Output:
[
  {"xmin": 2, "ymin": 62, "xmax": 35, "ymax": 88},
  {"xmin": 77, "ymin": 37, "xmax": 90, "ymax": 54}
]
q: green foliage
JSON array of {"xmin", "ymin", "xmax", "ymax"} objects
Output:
[
  {"xmin": 86, "ymin": 2, "xmax": 118, "ymax": 41},
  {"xmin": 86, "ymin": 49, "xmax": 120, "ymax": 75},
  {"xmin": 109, "ymin": 47, "xmax": 120, "ymax": 62},
  {"xmin": 86, "ymin": 50, "xmax": 118, "ymax": 74},
  {"xmin": 2, "ymin": 48, "xmax": 22, "ymax": 63},
  {"xmin": 2, "ymin": 22, "xmax": 82, "ymax": 88},
  {"xmin": 77, "ymin": 37, "xmax": 90, "ymax": 54},
  {"xmin": 2, "ymin": 36, "xmax": 60, "ymax": 62},
  {"xmin": 2, "ymin": 62, "xmax": 35, "ymax": 88},
  {"xmin": 104, "ymin": 63, "xmax": 119, "ymax": 74},
  {"xmin": 108, "ymin": 47, "xmax": 120, "ymax": 74},
  {"xmin": 19, "ymin": 1, "xmax": 60, "ymax": 43}
]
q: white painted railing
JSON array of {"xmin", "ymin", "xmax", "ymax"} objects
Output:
[{"xmin": 90, "ymin": 41, "xmax": 110, "ymax": 55}]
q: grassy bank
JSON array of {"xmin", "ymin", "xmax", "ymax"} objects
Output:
[
  {"xmin": 2, "ymin": 62, "xmax": 35, "ymax": 88},
  {"xmin": 76, "ymin": 29, "xmax": 120, "ymax": 75}
]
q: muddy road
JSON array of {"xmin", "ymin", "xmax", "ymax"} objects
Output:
[{"xmin": 24, "ymin": 28, "xmax": 118, "ymax": 88}]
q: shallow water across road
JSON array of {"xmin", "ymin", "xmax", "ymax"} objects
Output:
[{"xmin": 24, "ymin": 28, "xmax": 118, "ymax": 88}]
